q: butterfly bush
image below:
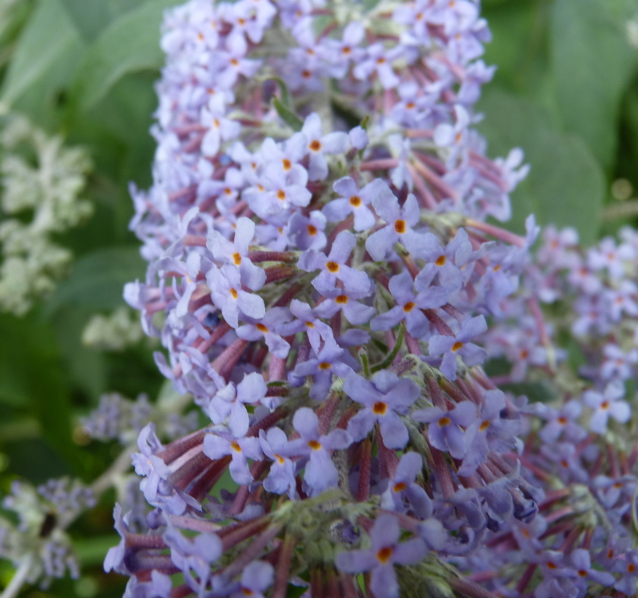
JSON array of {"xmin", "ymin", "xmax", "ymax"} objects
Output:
[{"xmin": 103, "ymin": 0, "xmax": 638, "ymax": 596}]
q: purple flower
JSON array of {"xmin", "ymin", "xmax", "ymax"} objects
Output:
[
  {"xmin": 583, "ymin": 381, "xmax": 631, "ymax": 434},
  {"xmin": 458, "ymin": 390, "xmax": 521, "ymax": 476},
  {"xmin": 236, "ymin": 307, "xmax": 293, "ymax": 358},
  {"xmin": 344, "ymin": 370, "xmax": 420, "ymax": 449},
  {"xmin": 278, "ymin": 299, "xmax": 333, "ymax": 353},
  {"xmin": 298, "ymin": 230, "xmax": 372, "ymax": 295},
  {"xmin": 207, "ymin": 265, "xmax": 266, "ymax": 328},
  {"xmin": 349, "ymin": 125, "xmax": 368, "ymax": 150},
  {"xmin": 353, "ymin": 44, "xmax": 404, "ymax": 89},
  {"xmin": 288, "ymin": 407, "xmax": 352, "ymax": 496},
  {"xmin": 244, "ymin": 161, "xmax": 311, "ymax": 219},
  {"xmin": 325, "ymin": 21, "xmax": 365, "ymax": 76},
  {"xmin": 587, "ymin": 236, "xmax": 634, "ymax": 280},
  {"xmin": 540, "ymin": 442, "xmax": 588, "ymax": 484},
  {"xmin": 203, "ymin": 432, "xmax": 263, "ymax": 485},
  {"xmin": 600, "ymin": 343, "xmax": 638, "ymax": 382},
  {"xmin": 322, "ymin": 177, "xmax": 383, "ymax": 232},
  {"xmin": 131, "ymin": 424, "xmax": 191, "ymax": 514},
  {"xmin": 207, "ymin": 216, "xmax": 266, "ymax": 291},
  {"xmin": 365, "ymin": 191, "xmax": 424, "ymax": 261},
  {"xmin": 156, "ymin": 252, "xmax": 202, "ymax": 320},
  {"xmin": 570, "ymin": 548, "xmax": 615, "ymax": 587},
  {"xmin": 313, "ymin": 286, "xmax": 375, "ymax": 326},
  {"xmin": 413, "ymin": 401, "xmax": 477, "ymax": 459},
  {"xmin": 288, "ymin": 210, "xmax": 327, "ymax": 251},
  {"xmin": 427, "ymin": 315, "xmax": 488, "ymax": 380},
  {"xmin": 104, "ymin": 504, "xmax": 131, "ymax": 574},
  {"xmin": 612, "ymin": 550, "xmax": 638, "ymax": 595},
  {"xmin": 370, "ymin": 269, "xmax": 448, "ymax": 338},
  {"xmin": 538, "ymin": 400, "xmax": 586, "ymax": 444},
  {"xmin": 208, "ymin": 373, "xmax": 268, "ymax": 438},
  {"xmin": 289, "ymin": 338, "xmax": 353, "ymax": 400},
  {"xmin": 336, "ymin": 514, "xmax": 427, "ymax": 598},
  {"xmin": 300, "ymin": 113, "xmax": 349, "ymax": 181},
  {"xmin": 124, "ymin": 571, "xmax": 172, "ymax": 598},
  {"xmin": 201, "ymin": 109, "xmax": 241, "ymax": 157},
  {"xmin": 229, "ymin": 561, "xmax": 274, "ymax": 598},
  {"xmin": 164, "ymin": 524, "xmax": 222, "ymax": 597},
  {"xmin": 414, "ymin": 228, "xmax": 474, "ymax": 292},
  {"xmin": 259, "ymin": 427, "xmax": 299, "ymax": 499},
  {"xmin": 380, "ymin": 452, "xmax": 433, "ymax": 519},
  {"xmin": 433, "ymin": 105, "xmax": 470, "ymax": 166}
]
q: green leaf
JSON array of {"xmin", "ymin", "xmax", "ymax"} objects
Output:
[
  {"xmin": 0, "ymin": 0, "xmax": 85, "ymax": 106},
  {"xmin": 550, "ymin": 0, "xmax": 637, "ymax": 170},
  {"xmin": 46, "ymin": 247, "xmax": 146, "ymax": 313},
  {"xmin": 76, "ymin": 535, "xmax": 123, "ymax": 566},
  {"xmin": 70, "ymin": 0, "xmax": 181, "ymax": 112},
  {"xmin": 53, "ymin": 306, "xmax": 108, "ymax": 402},
  {"xmin": 477, "ymin": 89, "xmax": 605, "ymax": 244},
  {"xmin": 59, "ymin": 0, "xmax": 147, "ymax": 41},
  {"xmin": 273, "ymin": 97, "xmax": 304, "ymax": 131},
  {"xmin": 0, "ymin": 314, "xmax": 77, "ymax": 469}
]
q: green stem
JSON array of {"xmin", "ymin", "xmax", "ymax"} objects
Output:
[
  {"xmin": 372, "ymin": 323, "xmax": 405, "ymax": 373},
  {"xmin": 1, "ymin": 555, "xmax": 34, "ymax": 598}
]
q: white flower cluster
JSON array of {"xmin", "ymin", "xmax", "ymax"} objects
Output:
[{"xmin": 0, "ymin": 115, "xmax": 92, "ymax": 315}]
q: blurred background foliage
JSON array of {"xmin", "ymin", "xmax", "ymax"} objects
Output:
[{"xmin": 0, "ymin": 0, "xmax": 636, "ymax": 596}]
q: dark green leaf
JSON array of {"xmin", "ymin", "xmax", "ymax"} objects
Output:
[
  {"xmin": 550, "ymin": 0, "xmax": 637, "ymax": 170},
  {"xmin": 477, "ymin": 89, "xmax": 605, "ymax": 244},
  {"xmin": 0, "ymin": 314, "xmax": 77, "ymax": 469},
  {"xmin": 46, "ymin": 247, "xmax": 146, "ymax": 313},
  {"xmin": 70, "ymin": 0, "xmax": 181, "ymax": 112},
  {"xmin": 273, "ymin": 97, "xmax": 304, "ymax": 131},
  {"xmin": 1, "ymin": 0, "xmax": 85, "ymax": 106},
  {"xmin": 53, "ymin": 306, "xmax": 108, "ymax": 402}
]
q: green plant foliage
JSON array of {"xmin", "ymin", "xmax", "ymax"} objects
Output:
[
  {"xmin": 550, "ymin": 0, "xmax": 637, "ymax": 172},
  {"xmin": 59, "ymin": 0, "xmax": 147, "ymax": 41},
  {"xmin": 477, "ymin": 89, "xmax": 605, "ymax": 244},
  {"xmin": 70, "ymin": 0, "xmax": 183, "ymax": 112},
  {"xmin": 0, "ymin": 0, "xmax": 85, "ymax": 106},
  {"xmin": 0, "ymin": 0, "xmax": 636, "ymax": 595},
  {"xmin": 46, "ymin": 247, "xmax": 146, "ymax": 313},
  {"xmin": 0, "ymin": 314, "xmax": 77, "ymax": 470}
]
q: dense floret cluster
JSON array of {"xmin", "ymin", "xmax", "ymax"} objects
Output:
[{"xmin": 103, "ymin": 0, "xmax": 638, "ymax": 597}]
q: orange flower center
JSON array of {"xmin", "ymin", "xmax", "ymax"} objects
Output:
[
  {"xmin": 309, "ymin": 140, "xmax": 322, "ymax": 152},
  {"xmin": 373, "ymin": 402, "xmax": 387, "ymax": 415},
  {"xmin": 349, "ymin": 195, "xmax": 362, "ymax": 207},
  {"xmin": 256, "ymin": 323, "xmax": 269, "ymax": 333},
  {"xmin": 336, "ymin": 295, "xmax": 348, "ymax": 304},
  {"xmin": 232, "ymin": 252, "xmax": 242, "ymax": 265},
  {"xmin": 451, "ymin": 341, "xmax": 463, "ymax": 352},
  {"xmin": 393, "ymin": 482, "xmax": 407, "ymax": 493},
  {"xmin": 394, "ymin": 219, "xmax": 406, "ymax": 234},
  {"xmin": 438, "ymin": 416, "xmax": 451, "ymax": 427},
  {"xmin": 435, "ymin": 255, "xmax": 446, "ymax": 266},
  {"xmin": 326, "ymin": 261, "xmax": 339, "ymax": 273},
  {"xmin": 376, "ymin": 546, "xmax": 393, "ymax": 563},
  {"xmin": 403, "ymin": 302, "xmax": 415, "ymax": 312},
  {"xmin": 230, "ymin": 288, "xmax": 238, "ymax": 299},
  {"xmin": 308, "ymin": 440, "xmax": 322, "ymax": 450}
]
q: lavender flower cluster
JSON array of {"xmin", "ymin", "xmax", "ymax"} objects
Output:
[{"xmin": 109, "ymin": 0, "xmax": 638, "ymax": 596}]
